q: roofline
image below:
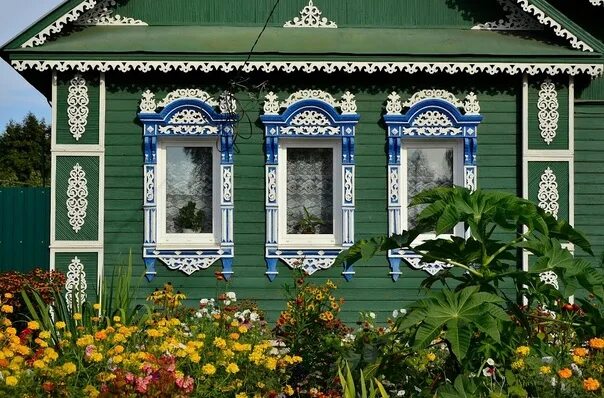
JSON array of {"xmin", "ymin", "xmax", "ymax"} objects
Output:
[{"xmin": 8, "ymin": 59, "xmax": 604, "ymax": 77}]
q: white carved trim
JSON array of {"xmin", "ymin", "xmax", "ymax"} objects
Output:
[
  {"xmin": 281, "ymin": 257, "xmax": 336, "ymax": 275},
  {"xmin": 473, "ymin": 0, "xmax": 542, "ymax": 31},
  {"xmin": 538, "ymin": 167, "xmax": 560, "ymax": 219},
  {"xmin": 67, "ymin": 74, "xmax": 89, "ymax": 141},
  {"xmin": 403, "ymin": 89, "xmax": 464, "ymax": 109},
  {"xmin": 169, "ymin": 109, "xmax": 210, "ymax": 124},
  {"xmin": 267, "ymin": 168, "xmax": 277, "ymax": 203},
  {"xmin": 140, "ymin": 90, "xmax": 157, "ymax": 113},
  {"xmin": 75, "ymin": 0, "xmax": 147, "ymax": 25},
  {"xmin": 344, "ymin": 168, "xmax": 354, "ymax": 203},
  {"xmin": 539, "ymin": 270, "xmax": 559, "ymax": 289},
  {"xmin": 159, "ymin": 257, "xmax": 220, "ymax": 276},
  {"xmin": 66, "ymin": 163, "xmax": 89, "ymax": 233},
  {"xmin": 513, "ymin": 0, "xmax": 594, "ymax": 52},
  {"xmin": 280, "ymin": 110, "xmax": 340, "ymax": 136},
  {"xmin": 222, "ymin": 166, "xmax": 233, "ymax": 203},
  {"xmin": 284, "ymin": 0, "xmax": 337, "ymax": 28},
  {"xmin": 464, "ymin": 93, "xmax": 481, "ymax": 115},
  {"xmin": 144, "ymin": 166, "xmax": 155, "ymax": 203},
  {"xmin": 465, "ymin": 166, "xmax": 477, "ymax": 192},
  {"xmin": 158, "ymin": 89, "xmax": 220, "ymax": 108},
  {"xmin": 402, "ymin": 255, "xmax": 453, "ymax": 276},
  {"xmin": 403, "ymin": 111, "xmax": 463, "ymax": 136},
  {"xmin": 264, "ymin": 90, "xmax": 356, "ymax": 116},
  {"xmin": 590, "ymin": 0, "xmax": 604, "ymax": 5},
  {"xmin": 388, "ymin": 167, "xmax": 400, "ymax": 206},
  {"xmin": 537, "ymin": 79, "xmax": 559, "ymax": 145},
  {"xmin": 65, "ymin": 256, "xmax": 87, "ymax": 309},
  {"xmin": 386, "ymin": 92, "xmax": 403, "ymax": 115},
  {"xmin": 21, "ymin": 0, "xmax": 98, "ymax": 48},
  {"xmin": 157, "ymin": 125, "xmax": 219, "ymax": 135},
  {"xmin": 12, "ymin": 60, "xmax": 603, "ymax": 77}
]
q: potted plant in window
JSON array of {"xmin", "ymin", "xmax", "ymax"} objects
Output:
[
  {"xmin": 293, "ymin": 207, "xmax": 325, "ymax": 234},
  {"xmin": 174, "ymin": 201, "xmax": 205, "ymax": 233}
]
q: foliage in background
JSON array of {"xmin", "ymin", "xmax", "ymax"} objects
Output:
[{"xmin": 0, "ymin": 113, "xmax": 50, "ymax": 187}]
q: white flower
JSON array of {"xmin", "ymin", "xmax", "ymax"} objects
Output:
[
  {"xmin": 199, "ymin": 298, "xmax": 209, "ymax": 306},
  {"xmin": 571, "ymin": 363, "xmax": 582, "ymax": 377},
  {"xmin": 249, "ymin": 312, "xmax": 259, "ymax": 322},
  {"xmin": 542, "ymin": 356, "xmax": 554, "ymax": 364},
  {"xmin": 342, "ymin": 333, "xmax": 356, "ymax": 343},
  {"xmin": 226, "ymin": 292, "xmax": 237, "ymax": 302},
  {"xmin": 392, "ymin": 309, "xmax": 399, "ymax": 318},
  {"xmin": 551, "ymin": 377, "xmax": 557, "ymax": 387},
  {"xmin": 369, "ymin": 312, "xmax": 376, "ymax": 319},
  {"xmin": 486, "ymin": 358, "xmax": 495, "ymax": 366},
  {"xmin": 396, "ymin": 390, "xmax": 405, "ymax": 396}
]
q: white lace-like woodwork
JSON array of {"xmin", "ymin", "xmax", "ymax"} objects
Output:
[
  {"xmin": 539, "ymin": 270, "xmax": 559, "ymax": 289},
  {"xmin": 473, "ymin": 0, "xmax": 541, "ymax": 30},
  {"xmin": 160, "ymin": 257, "xmax": 220, "ymax": 276},
  {"xmin": 590, "ymin": 0, "xmax": 604, "ymax": 5},
  {"xmin": 403, "ymin": 111, "xmax": 463, "ymax": 136},
  {"xmin": 144, "ymin": 167, "xmax": 154, "ymax": 203},
  {"xmin": 66, "ymin": 163, "xmax": 89, "ymax": 233},
  {"xmin": 283, "ymin": 0, "xmax": 337, "ymax": 28},
  {"xmin": 12, "ymin": 60, "xmax": 603, "ymax": 77},
  {"xmin": 223, "ymin": 167, "xmax": 233, "ymax": 202},
  {"xmin": 281, "ymin": 110, "xmax": 340, "ymax": 135},
  {"xmin": 403, "ymin": 256, "xmax": 453, "ymax": 276},
  {"xmin": 344, "ymin": 168, "xmax": 354, "ymax": 202},
  {"xmin": 392, "ymin": 90, "xmax": 481, "ymax": 116},
  {"xmin": 538, "ymin": 167, "xmax": 560, "ymax": 219},
  {"xmin": 537, "ymin": 80, "xmax": 559, "ymax": 145},
  {"xmin": 264, "ymin": 90, "xmax": 356, "ymax": 115},
  {"xmin": 65, "ymin": 256, "xmax": 87, "ymax": 309},
  {"xmin": 76, "ymin": 0, "xmax": 147, "ymax": 25},
  {"xmin": 465, "ymin": 167, "xmax": 477, "ymax": 192},
  {"xmin": 267, "ymin": 169, "xmax": 277, "ymax": 203},
  {"xmin": 67, "ymin": 75, "xmax": 89, "ymax": 141},
  {"xmin": 389, "ymin": 167, "xmax": 399, "ymax": 204},
  {"xmin": 281, "ymin": 257, "xmax": 336, "ymax": 275}
]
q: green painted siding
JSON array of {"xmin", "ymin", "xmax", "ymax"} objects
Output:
[
  {"xmin": 104, "ymin": 72, "xmax": 520, "ymax": 322},
  {"xmin": 56, "ymin": 73, "xmax": 100, "ymax": 145},
  {"xmin": 528, "ymin": 78, "xmax": 569, "ymax": 150},
  {"xmin": 528, "ymin": 161, "xmax": 570, "ymax": 223},
  {"xmin": 575, "ymin": 103, "xmax": 604, "ymax": 262},
  {"xmin": 55, "ymin": 156, "xmax": 99, "ymax": 241},
  {"xmin": 0, "ymin": 188, "xmax": 50, "ymax": 271},
  {"xmin": 115, "ymin": 0, "xmax": 500, "ymax": 28},
  {"xmin": 54, "ymin": 252, "xmax": 99, "ymax": 304}
]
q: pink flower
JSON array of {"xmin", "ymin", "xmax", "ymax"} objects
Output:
[
  {"xmin": 85, "ymin": 345, "xmax": 95, "ymax": 357},
  {"xmin": 125, "ymin": 372, "xmax": 135, "ymax": 383},
  {"xmin": 176, "ymin": 376, "xmax": 194, "ymax": 393},
  {"xmin": 135, "ymin": 376, "xmax": 151, "ymax": 393}
]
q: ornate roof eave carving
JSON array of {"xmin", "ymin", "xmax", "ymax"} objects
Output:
[
  {"xmin": 589, "ymin": 0, "xmax": 604, "ymax": 6},
  {"xmin": 11, "ymin": 60, "xmax": 604, "ymax": 77},
  {"xmin": 472, "ymin": 0, "xmax": 543, "ymax": 31},
  {"xmin": 20, "ymin": 0, "xmax": 146, "ymax": 48}
]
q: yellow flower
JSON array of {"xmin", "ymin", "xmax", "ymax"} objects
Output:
[
  {"xmin": 83, "ymin": 385, "xmax": 100, "ymax": 398},
  {"xmin": 515, "ymin": 346, "xmax": 530, "ymax": 357},
  {"xmin": 113, "ymin": 316, "xmax": 121, "ymax": 323},
  {"xmin": 558, "ymin": 368, "xmax": 572, "ymax": 379},
  {"xmin": 33, "ymin": 359, "xmax": 46, "ymax": 369},
  {"xmin": 235, "ymin": 393, "xmax": 248, "ymax": 398},
  {"xmin": 63, "ymin": 362, "xmax": 77, "ymax": 374},
  {"xmin": 326, "ymin": 280, "xmax": 337, "ymax": 289},
  {"xmin": 283, "ymin": 385, "xmax": 295, "ymax": 396},
  {"xmin": 93, "ymin": 303, "xmax": 101, "ymax": 310},
  {"xmin": 213, "ymin": 337, "xmax": 227, "ymax": 349},
  {"xmin": 73, "ymin": 313, "xmax": 82, "ymax": 321},
  {"xmin": 226, "ymin": 362, "xmax": 240, "ymax": 374},
  {"xmin": 44, "ymin": 347, "xmax": 59, "ymax": 361},
  {"xmin": 55, "ymin": 321, "xmax": 66, "ymax": 330},
  {"xmin": 584, "ymin": 378, "xmax": 601, "ymax": 391},
  {"xmin": 1, "ymin": 305, "xmax": 13, "ymax": 313},
  {"xmin": 4, "ymin": 293, "xmax": 13, "ymax": 299},
  {"xmin": 90, "ymin": 352, "xmax": 104, "ymax": 362},
  {"xmin": 5, "ymin": 375, "xmax": 18, "ymax": 386},
  {"xmin": 39, "ymin": 331, "xmax": 51, "ymax": 339},
  {"xmin": 27, "ymin": 321, "xmax": 40, "ymax": 330},
  {"xmin": 189, "ymin": 352, "xmax": 200, "ymax": 363},
  {"xmin": 238, "ymin": 325, "xmax": 248, "ymax": 334},
  {"xmin": 5, "ymin": 327, "xmax": 16, "ymax": 336},
  {"xmin": 539, "ymin": 366, "xmax": 551, "ymax": 374},
  {"xmin": 573, "ymin": 355, "xmax": 585, "ymax": 365},
  {"xmin": 202, "ymin": 363, "xmax": 216, "ymax": 375},
  {"xmin": 589, "ymin": 338, "xmax": 604, "ymax": 350},
  {"xmin": 511, "ymin": 359, "xmax": 525, "ymax": 370},
  {"xmin": 426, "ymin": 353, "xmax": 437, "ymax": 362}
]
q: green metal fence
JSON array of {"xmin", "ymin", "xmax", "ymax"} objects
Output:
[{"xmin": 0, "ymin": 187, "xmax": 50, "ymax": 272}]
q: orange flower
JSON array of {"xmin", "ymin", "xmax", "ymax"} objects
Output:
[
  {"xmin": 589, "ymin": 338, "xmax": 604, "ymax": 350},
  {"xmin": 558, "ymin": 368, "xmax": 572, "ymax": 379},
  {"xmin": 583, "ymin": 378, "xmax": 601, "ymax": 391},
  {"xmin": 573, "ymin": 347, "xmax": 589, "ymax": 357}
]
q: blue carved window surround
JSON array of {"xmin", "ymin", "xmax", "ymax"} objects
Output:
[
  {"xmin": 138, "ymin": 90, "xmax": 237, "ymax": 281},
  {"xmin": 260, "ymin": 90, "xmax": 360, "ymax": 281},
  {"xmin": 383, "ymin": 90, "xmax": 483, "ymax": 280}
]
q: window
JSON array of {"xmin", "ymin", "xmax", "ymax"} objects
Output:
[
  {"xmin": 261, "ymin": 90, "xmax": 359, "ymax": 280},
  {"xmin": 384, "ymin": 90, "xmax": 482, "ymax": 279},
  {"xmin": 138, "ymin": 90, "xmax": 236, "ymax": 280},
  {"xmin": 157, "ymin": 141, "xmax": 220, "ymax": 246}
]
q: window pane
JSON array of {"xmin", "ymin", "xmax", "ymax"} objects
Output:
[
  {"xmin": 407, "ymin": 147, "xmax": 454, "ymax": 229},
  {"xmin": 166, "ymin": 146, "xmax": 213, "ymax": 234},
  {"xmin": 287, "ymin": 148, "xmax": 334, "ymax": 234}
]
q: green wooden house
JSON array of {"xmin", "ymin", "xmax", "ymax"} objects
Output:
[{"xmin": 3, "ymin": 0, "xmax": 604, "ymax": 320}]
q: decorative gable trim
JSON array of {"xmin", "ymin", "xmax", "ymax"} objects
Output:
[
  {"xmin": 512, "ymin": 0, "xmax": 594, "ymax": 52},
  {"xmin": 283, "ymin": 0, "xmax": 337, "ymax": 28},
  {"xmin": 20, "ymin": 0, "xmax": 146, "ymax": 48},
  {"xmin": 473, "ymin": 0, "xmax": 542, "ymax": 31},
  {"xmin": 589, "ymin": 0, "xmax": 604, "ymax": 6}
]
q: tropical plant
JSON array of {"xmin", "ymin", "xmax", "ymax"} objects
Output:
[
  {"xmin": 338, "ymin": 362, "xmax": 388, "ymax": 398},
  {"xmin": 293, "ymin": 206, "xmax": 326, "ymax": 234}
]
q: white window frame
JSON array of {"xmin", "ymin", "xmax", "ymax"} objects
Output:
[
  {"xmin": 156, "ymin": 139, "xmax": 221, "ymax": 249},
  {"xmin": 277, "ymin": 139, "xmax": 342, "ymax": 248},
  {"xmin": 401, "ymin": 139, "xmax": 465, "ymax": 243}
]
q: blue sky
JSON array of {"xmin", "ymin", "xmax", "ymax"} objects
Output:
[{"xmin": 0, "ymin": 0, "xmax": 63, "ymax": 131}]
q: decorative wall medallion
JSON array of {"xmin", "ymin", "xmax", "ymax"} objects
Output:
[
  {"xmin": 67, "ymin": 75, "xmax": 89, "ymax": 141},
  {"xmin": 539, "ymin": 270, "xmax": 559, "ymax": 289},
  {"xmin": 284, "ymin": 0, "xmax": 337, "ymax": 28},
  {"xmin": 537, "ymin": 80, "xmax": 559, "ymax": 145},
  {"xmin": 66, "ymin": 163, "xmax": 89, "ymax": 233},
  {"xmin": 159, "ymin": 257, "xmax": 220, "ymax": 275},
  {"xmin": 65, "ymin": 256, "xmax": 87, "ymax": 309},
  {"xmin": 76, "ymin": 0, "xmax": 147, "ymax": 25},
  {"xmin": 472, "ymin": 0, "xmax": 541, "ymax": 30},
  {"xmin": 13, "ymin": 60, "xmax": 603, "ymax": 77},
  {"xmin": 281, "ymin": 257, "xmax": 335, "ymax": 275},
  {"xmin": 538, "ymin": 167, "xmax": 560, "ymax": 219}
]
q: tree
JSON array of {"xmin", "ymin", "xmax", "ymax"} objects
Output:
[{"xmin": 0, "ymin": 113, "xmax": 50, "ymax": 187}]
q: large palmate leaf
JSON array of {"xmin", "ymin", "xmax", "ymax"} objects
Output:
[{"xmin": 398, "ymin": 286, "xmax": 507, "ymax": 361}]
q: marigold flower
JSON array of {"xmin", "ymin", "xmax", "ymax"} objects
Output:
[
  {"xmin": 226, "ymin": 362, "xmax": 240, "ymax": 374},
  {"xmin": 73, "ymin": 313, "xmax": 82, "ymax": 321},
  {"xmin": 214, "ymin": 337, "xmax": 227, "ymax": 349},
  {"xmin": 4, "ymin": 293, "xmax": 13, "ymax": 299},
  {"xmin": 511, "ymin": 359, "xmax": 525, "ymax": 370},
  {"xmin": 33, "ymin": 359, "xmax": 46, "ymax": 369},
  {"xmin": 39, "ymin": 331, "xmax": 51, "ymax": 339},
  {"xmin": 202, "ymin": 363, "xmax": 216, "ymax": 375},
  {"xmin": 558, "ymin": 368, "xmax": 573, "ymax": 379},
  {"xmin": 5, "ymin": 375, "xmax": 18, "ymax": 386},
  {"xmin": 83, "ymin": 385, "xmax": 99, "ymax": 398},
  {"xmin": 1, "ymin": 305, "xmax": 13, "ymax": 313},
  {"xmin": 573, "ymin": 347, "xmax": 589, "ymax": 357},
  {"xmin": 583, "ymin": 378, "xmax": 601, "ymax": 391},
  {"xmin": 589, "ymin": 338, "xmax": 604, "ymax": 350},
  {"xmin": 27, "ymin": 321, "xmax": 40, "ymax": 330},
  {"xmin": 515, "ymin": 346, "xmax": 530, "ymax": 357},
  {"xmin": 62, "ymin": 362, "xmax": 77, "ymax": 374},
  {"xmin": 539, "ymin": 366, "xmax": 551, "ymax": 374},
  {"xmin": 426, "ymin": 353, "xmax": 436, "ymax": 362},
  {"xmin": 93, "ymin": 303, "xmax": 101, "ymax": 310},
  {"xmin": 573, "ymin": 355, "xmax": 585, "ymax": 366},
  {"xmin": 55, "ymin": 321, "xmax": 66, "ymax": 330},
  {"xmin": 235, "ymin": 393, "xmax": 248, "ymax": 398},
  {"xmin": 283, "ymin": 384, "xmax": 295, "ymax": 396}
]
